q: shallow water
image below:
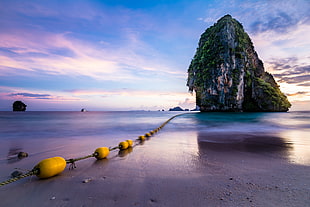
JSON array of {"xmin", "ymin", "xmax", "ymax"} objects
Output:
[{"xmin": 0, "ymin": 111, "xmax": 309, "ymax": 180}]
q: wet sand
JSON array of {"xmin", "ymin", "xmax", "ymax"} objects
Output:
[{"xmin": 0, "ymin": 130, "xmax": 309, "ymax": 207}]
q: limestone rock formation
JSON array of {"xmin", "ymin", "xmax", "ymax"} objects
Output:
[
  {"xmin": 187, "ymin": 15, "xmax": 291, "ymax": 112},
  {"xmin": 12, "ymin": 101, "xmax": 27, "ymax": 111}
]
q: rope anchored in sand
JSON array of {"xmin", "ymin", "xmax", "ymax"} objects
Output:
[{"xmin": 0, "ymin": 113, "xmax": 186, "ymax": 187}]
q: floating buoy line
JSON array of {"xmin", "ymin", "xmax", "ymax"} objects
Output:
[{"xmin": 0, "ymin": 113, "xmax": 187, "ymax": 187}]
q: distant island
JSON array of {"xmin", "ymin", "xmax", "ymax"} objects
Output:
[
  {"xmin": 169, "ymin": 106, "xmax": 186, "ymax": 111},
  {"xmin": 12, "ymin": 101, "xmax": 27, "ymax": 111},
  {"xmin": 169, "ymin": 106, "xmax": 198, "ymax": 111},
  {"xmin": 187, "ymin": 15, "xmax": 291, "ymax": 112}
]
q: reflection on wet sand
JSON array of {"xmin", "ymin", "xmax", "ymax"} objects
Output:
[
  {"xmin": 197, "ymin": 132, "xmax": 293, "ymax": 158},
  {"xmin": 118, "ymin": 147, "xmax": 133, "ymax": 157},
  {"xmin": 7, "ymin": 147, "xmax": 28, "ymax": 164},
  {"xmin": 280, "ymin": 129, "xmax": 310, "ymax": 165}
]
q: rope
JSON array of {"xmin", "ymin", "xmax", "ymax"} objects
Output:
[
  {"xmin": 109, "ymin": 146, "xmax": 119, "ymax": 151},
  {"xmin": 0, "ymin": 170, "xmax": 37, "ymax": 187},
  {"xmin": 0, "ymin": 112, "xmax": 191, "ymax": 186},
  {"xmin": 66, "ymin": 154, "xmax": 95, "ymax": 163},
  {"xmin": 66, "ymin": 154, "xmax": 96, "ymax": 170}
]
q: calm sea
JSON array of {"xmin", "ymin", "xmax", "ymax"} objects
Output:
[{"xmin": 0, "ymin": 111, "xmax": 309, "ymax": 178}]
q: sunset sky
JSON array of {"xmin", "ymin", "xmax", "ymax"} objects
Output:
[{"xmin": 0, "ymin": 0, "xmax": 309, "ymax": 111}]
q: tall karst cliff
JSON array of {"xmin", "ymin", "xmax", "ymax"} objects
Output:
[{"xmin": 187, "ymin": 15, "xmax": 291, "ymax": 112}]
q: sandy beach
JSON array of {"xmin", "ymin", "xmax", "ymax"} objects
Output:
[{"xmin": 0, "ymin": 128, "xmax": 309, "ymax": 207}]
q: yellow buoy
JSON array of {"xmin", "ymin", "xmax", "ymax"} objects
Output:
[
  {"xmin": 138, "ymin": 135, "xmax": 146, "ymax": 141},
  {"xmin": 33, "ymin": 157, "xmax": 66, "ymax": 179},
  {"xmin": 94, "ymin": 147, "xmax": 110, "ymax": 160},
  {"xmin": 150, "ymin": 131, "xmax": 155, "ymax": 135},
  {"xmin": 145, "ymin": 133, "xmax": 151, "ymax": 137},
  {"xmin": 126, "ymin": 139, "xmax": 133, "ymax": 147},
  {"xmin": 119, "ymin": 141, "xmax": 129, "ymax": 150}
]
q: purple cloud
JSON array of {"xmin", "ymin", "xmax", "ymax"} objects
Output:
[
  {"xmin": 267, "ymin": 57, "xmax": 310, "ymax": 85},
  {"xmin": 8, "ymin": 93, "xmax": 52, "ymax": 99}
]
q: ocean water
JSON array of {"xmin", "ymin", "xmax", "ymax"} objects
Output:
[{"xmin": 0, "ymin": 111, "xmax": 309, "ymax": 179}]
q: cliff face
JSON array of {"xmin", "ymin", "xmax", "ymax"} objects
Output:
[{"xmin": 187, "ymin": 15, "xmax": 291, "ymax": 112}]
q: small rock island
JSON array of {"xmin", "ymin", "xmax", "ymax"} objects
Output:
[
  {"xmin": 12, "ymin": 101, "xmax": 27, "ymax": 111},
  {"xmin": 187, "ymin": 15, "xmax": 291, "ymax": 112}
]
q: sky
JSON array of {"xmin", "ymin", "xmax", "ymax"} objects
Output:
[{"xmin": 0, "ymin": 0, "xmax": 309, "ymax": 111}]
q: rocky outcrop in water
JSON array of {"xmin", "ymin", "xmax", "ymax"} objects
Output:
[
  {"xmin": 187, "ymin": 15, "xmax": 291, "ymax": 112},
  {"xmin": 12, "ymin": 101, "xmax": 27, "ymax": 111},
  {"xmin": 169, "ymin": 106, "xmax": 184, "ymax": 111}
]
